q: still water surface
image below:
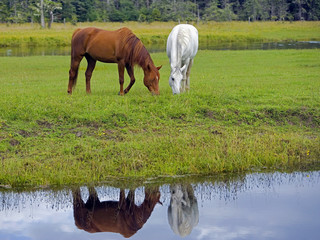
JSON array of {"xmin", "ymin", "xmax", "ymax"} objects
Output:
[
  {"xmin": 1, "ymin": 171, "xmax": 319, "ymax": 240},
  {"xmin": 1, "ymin": 41, "xmax": 320, "ymax": 56}
]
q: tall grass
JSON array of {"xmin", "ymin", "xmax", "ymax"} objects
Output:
[{"xmin": 0, "ymin": 21, "xmax": 320, "ymax": 47}]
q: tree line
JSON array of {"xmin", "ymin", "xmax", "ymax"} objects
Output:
[{"xmin": 1, "ymin": 0, "xmax": 320, "ymax": 28}]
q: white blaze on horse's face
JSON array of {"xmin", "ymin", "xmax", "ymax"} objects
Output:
[{"xmin": 169, "ymin": 66, "xmax": 185, "ymax": 95}]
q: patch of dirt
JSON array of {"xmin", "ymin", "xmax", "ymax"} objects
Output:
[
  {"xmin": 36, "ymin": 120, "xmax": 52, "ymax": 129},
  {"xmin": 211, "ymin": 130, "xmax": 222, "ymax": 135},
  {"xmin": 86, "ymin": 121, "xmax": 102, "ymax": 129},
  {"xmin": 75, "ymin": 131, "xmax": 83, "ymax": 137},
  {"xmin": 170, "ymin": 113, "xmax": 186, "ymax": 120},
  {"xmin": 9, "ymin": 139, "xmax": 20, "ymax": 146},
  {"xmin": 101, "ymin": 129, "xmax": 124, "ymax": 141},
  {"xmin": 209, "ymin": 126, "xmax": 223, "ymax": 135},
  {"xmin": 18, "ymin": 130, "xmax": 31, "ymax": 138},
  {"xmin": 0, "ymin": 122, "xmax": 9, "ymax": 128},
  {"xmin": 205, "ymin": 111, "xmax": 216, "ymax": 119}
]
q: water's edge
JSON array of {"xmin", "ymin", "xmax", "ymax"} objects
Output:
[{"xmin": 1, "ymin": 41, "xmax": 320, "ymax": 57}]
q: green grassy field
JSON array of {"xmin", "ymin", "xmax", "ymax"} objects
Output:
[
  {"xmin": 1, "ymin": 21, "xmax": 320, "ymax": 48},
  {"xmin": 0, "ymin": 49, "xmax": 319, "ymax": 187}
]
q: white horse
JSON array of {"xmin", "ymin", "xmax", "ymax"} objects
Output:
[{"xmin": 166, "ymin": 24, "xmax": 198, "ymax": 94}]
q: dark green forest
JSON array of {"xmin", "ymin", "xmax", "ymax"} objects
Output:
[{"xmin": 1, "ymin": 0, "xmax": 320, "ymax": 27}]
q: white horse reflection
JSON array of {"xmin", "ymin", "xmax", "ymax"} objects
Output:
[
  {"xmin": 168, "ymin": 184, "xmax": 199, "ymax": 237},
  {"xmin": 166, "ymin": 24, "xmax": 198, "ymax": 94}
]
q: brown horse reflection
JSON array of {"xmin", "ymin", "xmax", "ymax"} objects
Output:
[
  {"xmin": 73, "ymin": 187, "xmax": 160, "ymax": 238},
  {"xmin": 68, "ymin": 27, "xmax": 162, "ymax": 95}
]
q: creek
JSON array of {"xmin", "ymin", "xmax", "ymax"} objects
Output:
[{"xmin": 1, "ymin": 41, "xmax": 320, "ymax": 57}]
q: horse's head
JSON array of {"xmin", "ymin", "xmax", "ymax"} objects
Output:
[
  {"xmin": 169, "ymin": 65, "xmax": 187, "ymax": 95},
  {"xmin": 144, "ymin": 64, "xmax": 162, "ymax": 95}
]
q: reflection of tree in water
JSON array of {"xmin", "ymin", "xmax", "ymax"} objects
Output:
[
  {"xmin": 0, "ymin": 171, "xmax": 318, "ymax": 217},
  {"xmin": 192, "ymin": 171, "xmax": 320, "ymax": 202},
  {"xmin": 168, "ymin": 184, "xmax": 199, "ymax": 237},
  {"xmin": 0, "ymin": 188, "xmax": 72, "ymax": 213},
  {"xmin": 72, "ymin": 187, "xmax": 161, "ymax": 238}
]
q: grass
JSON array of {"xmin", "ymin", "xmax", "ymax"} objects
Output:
[
  {"xmin": 0, "ymin": 49, "xmax": 320, "ymax": 188},
  {"xmin": 0, "ymin": 21, "xmax": 320, "ymax": 48}
]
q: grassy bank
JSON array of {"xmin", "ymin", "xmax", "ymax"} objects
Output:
[
  {"xmin": 0, "ymin": 49, "xmax": 320, "ymax": 187},
  {"xmin": 1, "ymin": 21, "xmax": 320, "ymax": 48}
]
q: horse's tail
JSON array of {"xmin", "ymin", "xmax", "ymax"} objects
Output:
[
  {"xmin": 69, "ymin": 57, "xmax": 79, "ymax": 91},
  {"xmin": 70, "ymin": 28, "xmax": 82, "ymax": 59},
  {"xmin": 68, "ymin": 29, "xmax": 83, "ymax": 91}
]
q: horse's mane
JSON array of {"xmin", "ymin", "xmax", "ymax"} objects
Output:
[{"xmin": 119, "ymin": 28, "xmax": 153, "ymax": 69}]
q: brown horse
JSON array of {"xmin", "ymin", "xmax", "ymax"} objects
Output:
[
  {"xmin": 68, "ymin": 27, "xmax": 162, "ymax": 95},
  {"xmin": 73, "ymin": 187, "xmax": 161, "ymax": 238}
]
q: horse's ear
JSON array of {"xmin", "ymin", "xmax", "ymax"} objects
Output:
[
  {"xmin": 180, "ymin": 64, "xmax": 187, "ymax": 72},
  {"xmin": 157, "ymin": 65, "xmax": 162, "ymax": 71}
]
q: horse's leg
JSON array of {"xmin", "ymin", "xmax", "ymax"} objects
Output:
[
  {"xmin": 180, "ymin": 60, "xmax": 190, "ymax": 93},
  {"xmin": 127, "ymin": 190, "xmax": 135, "ymax": 204},
  {"xmin": 119, "ymin": 189, "xmax": 126, "ymax": 209},
  {"xmin": 86, "ymin": 187, "xmax": 100, "ymax": 209},
  {"xmin": 124, "ymin": 64, "xmax": 135, "ymax": 94},
  {"xmin": 85, "ymin": 54, "xmax": 96, "ymax": 94},
  {"xmin": 72, "ymin": 187, "xmax": 84, "ymax": 206},
  {"xmin": 180, "ymin": 78, "xmax": 186, "ymax": 92},
  {"xmin": 185, "ymin": 59, "xmax": 193, "ymax": 91},
  {"xmin": 126, "ymin": 190, "xmax": 136, "ymax": 215},
  {"xmin": 68, "ymin": 55, "xmax": 83, "ymax": 94},
  {"xmin": 118, "ymin": 62, "xmax": 125, "ymax": 96},
  {"xmin": 72, "ymin": 187, "xmax": 89, "ymax": 227}
]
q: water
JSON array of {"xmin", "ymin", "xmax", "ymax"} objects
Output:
[
  {"xmin": 0, "ymin": 46, "xmax": 70, "ymax": 57},
  {"xmin": 1, "ymin": 41, "xmax": 320, "ymax": 57},
  {"xmin": 1, "ymin": 171, "xmax": 319, "ymax": 240},
  {"xmin": 202, "ymin": 41, "xmax": 320, "ymax": 51}
]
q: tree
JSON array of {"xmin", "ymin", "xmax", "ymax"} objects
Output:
[
  {"xmin": 72, "ymin": 0, "xmax": 96, "ymax": 22},
  {"xmin": 107, "ymin": 0, "xmax": 123, "ymax": 21},
  {"xmin": 46, "ymin": 0, "xmax": 61, "ymax": 28},
  {"xmin": 308, "ymin": 0, "xmax": 320, "ymax": 20},
  {"xmin": 0, "ymin": 0, "xmax": 319, "ymax": 24},
  {"xmin": 277, "ymin": 0, "xmax": 289, "ymax": 20},
  {"xmin": 149, "ymin": 0, "xmax": 175, "ymax": 21},
  {"xmin": 242, "ymin": 0, "xmax": 264, "ymax": 21},
  {"xmin": 0, "ymin": 0, "xmax": 11, "ymax": 23},
  {"xmin": 39, "ymin": 0, "xmax": 45, "ymax": 27},
  {"xmin": 37, "ymin": 0, "xmax": 61, "ymax": 28},
  {"xmin": 119, "ymin": 0, "xmax": 139, "ymax": 21},
  {"xmin": 60, "ymin": 0, "xmax": 76, "ymax": 23},
  {"xmin": 203, "ymin": 0, "xmax": 221, "ymax": 21}
]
